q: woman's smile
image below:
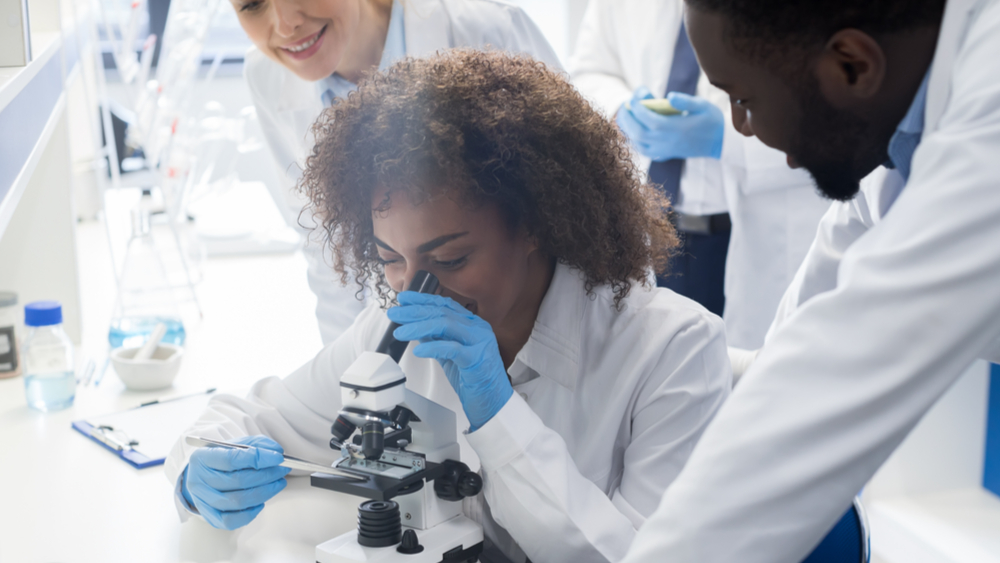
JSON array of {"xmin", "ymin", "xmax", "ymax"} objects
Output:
[{"xmin": 279, "ymin": 25, "xmax": 327, "ymax": 60}]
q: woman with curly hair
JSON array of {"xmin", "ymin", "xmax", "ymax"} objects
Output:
[
  {"xmin": 167, "ymin": 50, "xmax": 731, "ymax": 563},
  {"xmin": 236, "ymin": 0, "xmax": 560, "ymax": 345}
]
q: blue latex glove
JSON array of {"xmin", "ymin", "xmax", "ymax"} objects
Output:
[
  {"xmin": 181, "ymin": 435, "xmax": 290, "ymax": 530},
  {"xmin": 616, "ymin": 86, "xmax": 724, "ymax": 161},
  {"xmin": 388, "ymin": 292, "xmax": 514, "ymax": 432}
]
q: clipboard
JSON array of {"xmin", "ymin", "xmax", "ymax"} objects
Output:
[{"xmin": 71, "ymin": 391, "xmax": 215, "ymax": 469}]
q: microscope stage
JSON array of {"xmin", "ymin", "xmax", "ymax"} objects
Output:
[{"xmin": 311, "ymin": 461, "xmax": 448, "ymax": 501}]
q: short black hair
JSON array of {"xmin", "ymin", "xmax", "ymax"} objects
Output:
[{"xmin": 686, "ymin": 0, "xmax": 945, "ymax": 62}]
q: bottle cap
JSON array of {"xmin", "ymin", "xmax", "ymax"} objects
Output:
[
  {"xmin": 25, "ymin": 301, "xmax": 62, "ymax": 327},
  {"xmin": 0, "ymin": 292, "xmax": 16, "ymax": 307}
]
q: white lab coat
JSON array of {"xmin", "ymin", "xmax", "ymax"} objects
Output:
[
  {"xmin": 245, "ymin": 0, "xmax": 562, "ymax": 345},
  {"xmin": 568, "ymin": 0, "xmax": 831, "ymax": 348},
  {"xmin": 624, "ymin": 0, "xmax": 1000, "ymax": 561},
  {"xmin": 165, "ymin": 263, "xmax": 731, "ymax": 563}
]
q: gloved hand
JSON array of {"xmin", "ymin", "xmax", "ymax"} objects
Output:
[
  {"xmin": 388, "ymin": 292, "xmax": 513, "ymax": 432},
  {"xmin": 181, "ymin": 435, "xmax": 290, "ymax": 530},
  {"xmin": 616, "ymin": 86, "xmax": 725, "ymax": 161}
]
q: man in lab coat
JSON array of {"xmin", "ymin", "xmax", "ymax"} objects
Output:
[
  {"xmin": 624, "ymin": 0, "xmax": 1000, "ymax": 561},
  {"xmin": 569, "ymin": 0, "xmax": 830, "ymax": 348}
]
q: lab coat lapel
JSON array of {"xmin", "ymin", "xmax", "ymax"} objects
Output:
[
  {"xmin": 511, "ymin": 264, "xmax": 586, "ymax": 392},
  {"xmin": 925, "ymin": 0, "xmax": 985, "ymax": 136},
  {"xmin": 273, "ymin": 62, "xmax": 319, "ymax": 114}
]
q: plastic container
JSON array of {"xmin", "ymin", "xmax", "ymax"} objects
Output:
[
  {"xmin": 22, "ymin": 301, "xmax": 75, "ymax": 412},
  {"xmin": 0, "ymin": 292, "xmax": 19, "ymax": 378},
  {"xmin": 109, "ymin": 208, "xmax": 187, "ymax": 349}
]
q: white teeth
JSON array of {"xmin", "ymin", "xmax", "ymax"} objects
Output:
[{"xmin": 286, "ymin": 31, "xmax": 320, "ymax": 53}]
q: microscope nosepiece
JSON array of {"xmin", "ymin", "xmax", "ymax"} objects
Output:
[{"xmin": 330, "ymin": 415, "xmax": 357, "ymax": 447}]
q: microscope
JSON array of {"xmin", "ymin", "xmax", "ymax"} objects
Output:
[{"xmin": 312, "ymin": 271, "xmax": 485, "ymax": 563}]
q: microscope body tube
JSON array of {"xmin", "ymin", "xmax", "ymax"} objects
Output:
[
  {"xmin": 375, "ymin": 271, "xmax": 440, "ymax": 363},
  {"xmin": 331, "ymin": 271, "xmax": 440, "ymax": 449}
]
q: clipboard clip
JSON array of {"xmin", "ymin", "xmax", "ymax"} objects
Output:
[{"xmin": 91, "ymin": 425, "xmax": 140, "ymax": 452}]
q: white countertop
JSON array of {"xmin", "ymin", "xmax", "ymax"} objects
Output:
[{"xmin": 0, "ymin": 219, "xmax": 363, "ymax": 562}]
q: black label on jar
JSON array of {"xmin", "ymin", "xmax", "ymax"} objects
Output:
[{"xmin": 0, "ymin": 326, "xmax": 18, "ymax": 372}]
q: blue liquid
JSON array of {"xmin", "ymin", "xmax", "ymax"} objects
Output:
[
  {"xmin": 25, "ymin": 371, "xmax": 76, "ymax": 412},
  {"xmin": 108, "ymin": 317, "xmax": 186, "ymax": 349}
]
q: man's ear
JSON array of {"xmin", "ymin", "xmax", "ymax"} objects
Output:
[{"xmin": 813, "ymin": 29, "xmax": 886, "ymax": 108}]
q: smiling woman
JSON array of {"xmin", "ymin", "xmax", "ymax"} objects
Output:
[
  {"xmin": 166, "ymin": 49, "xmax": 731, "ymax": 563},
  {"xmin": 231, "ymin": 0, "xmax": 389, "ymax": 82}
]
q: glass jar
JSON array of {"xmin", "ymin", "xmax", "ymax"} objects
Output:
[
  {"xmin": 22, "ymin": 301, "xmax": 75, "ymax": 412},
  {"xmin": 0, "ymin": 292, "xmax": 19, "ymax": 378}
]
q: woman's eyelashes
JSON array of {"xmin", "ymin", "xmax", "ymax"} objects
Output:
[
  {"xmin": 375, "ymin": 255, "xmax": 469, "ymax": 269},
  {"xmin": 432, "ymin": 256, "xmax": 468, "ymax": 270},
  {"xmin": 238, "ymin": 0, "xmax": 263, "ymax": 13}
]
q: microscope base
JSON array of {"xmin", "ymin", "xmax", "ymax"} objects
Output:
[{"xmin": 316, "ymin": 514, "xmax": 484, "ymax": 563}]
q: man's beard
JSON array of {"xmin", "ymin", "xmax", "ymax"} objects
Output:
[{"xmin": 788, "ymin": 80, "xmax": 893, "ymax": 202}]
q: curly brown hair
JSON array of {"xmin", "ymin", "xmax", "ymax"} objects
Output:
[{"xmin": 299, "ymin": 49, "xmax": 678, "ymax": 307}]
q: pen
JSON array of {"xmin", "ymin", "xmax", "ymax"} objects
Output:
[
  {"xmin": 78, "ymin": 358, "xmax": 96, "ymax": 386},
  {"xmin": 139, "ymin": 387, "xmax": 217, "ymax": 408},
  {"xmin": 91, "ymin": 356, "xmax": 110, "ymax": 387}
]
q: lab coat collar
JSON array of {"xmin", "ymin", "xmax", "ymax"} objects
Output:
[
  {"xmin": 508, "ymin": 263, "xmax": 588, "ymax": 391},
  {"xmin": 402, "ymin": 0, "xmax": 453, "ymax": 56},
  {"xmin": 925, "ymin": 0, "xmax": 988, "ymax": 136}
]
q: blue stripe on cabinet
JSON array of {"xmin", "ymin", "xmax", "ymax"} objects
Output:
[
  {"xmin": 0, "ymin": 50, "xmax": 64, "ymax": 206},
  {"xmin": 985, "ymin": 363, "xmax": 1000, "ymax": 497}
]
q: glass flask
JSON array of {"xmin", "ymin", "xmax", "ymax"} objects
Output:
[{"xmin": 109, "ymin": 208, "xmax": 187, "ymax": 349}]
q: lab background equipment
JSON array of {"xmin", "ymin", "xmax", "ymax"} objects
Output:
[
  {"xmin": 0, "ymin": 0, "xmax": 32, "ymax": 67},
  {"xmin": 109, "ymin": 207, "xmax": 187, "ymax": 349}
]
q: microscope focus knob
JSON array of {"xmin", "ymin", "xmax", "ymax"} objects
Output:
[
  {"xmin": 458, "ymin": 472, "xmax": 483, "ymax": 498},
  {"xmin": 434, "ymin": 461, "xmax": 482, "ymax": 501}
]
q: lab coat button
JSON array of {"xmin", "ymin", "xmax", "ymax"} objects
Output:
[{"xmin": 519, "ymin": 392, "xmax": 528, "ymax": 401}]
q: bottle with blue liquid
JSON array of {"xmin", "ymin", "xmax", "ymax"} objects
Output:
[
  {"xmin": 109, "ymin": 208, "xmax": 186, "ymax": 349},
  {"xmin": 23, "ymin": 301, "xmax": 75, "ymax": 412}
]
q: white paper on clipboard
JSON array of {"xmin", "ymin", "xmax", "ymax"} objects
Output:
[{"xmin": 80, "ymin": 392, "xmax": 216, "ymax": 463}]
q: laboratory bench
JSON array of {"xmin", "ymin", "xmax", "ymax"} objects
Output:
[{"xmin": 0, "ymin": 220, "xmax": 362, "ymax": 563}]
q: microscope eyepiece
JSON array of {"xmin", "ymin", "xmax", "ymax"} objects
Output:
[{"xmin": 376, "ymin": 270, "xmax": 440, "ymax": 363}]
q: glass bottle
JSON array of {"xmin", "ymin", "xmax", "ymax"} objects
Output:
[
  {"xmin": 109, "ymin": 208, "xmax": 187, "ymax": 349},
  {"xmin": 22, "ymin": 301, "xmax": 75, "ymax": 412}
]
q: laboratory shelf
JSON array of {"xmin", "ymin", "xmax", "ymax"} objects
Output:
[
  {"xmin": 0, "ymin": 8, "xmax": 83, "ymax": 343},
  {"xmin": 0, "ymin": 32, "xmax": 64, "ymax": 239}
]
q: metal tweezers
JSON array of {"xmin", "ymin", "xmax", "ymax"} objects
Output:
[{"xmin": 186, "ymin": 435, "xmax": 368, "ymax": 481}]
